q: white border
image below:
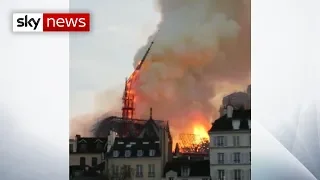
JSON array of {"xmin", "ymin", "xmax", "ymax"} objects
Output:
[
  {"xmin": 252, "ymin": 0, "xmax": 320, "ymax": 179},
  {"xmin": 0, "ymin": 0, "xmax": 69, "ymax": 179}
]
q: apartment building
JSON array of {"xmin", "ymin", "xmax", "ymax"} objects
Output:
[
  {"xmin": 208, "ymin": 105, "xmax": 251, "ymax": 180},
  {"xmin": 106, "ymin": 137, "xmax": 162, "ymax": 179},
  {"xmin": 69, "ymin": 135, "xmax": 108, "ymax": 168}
]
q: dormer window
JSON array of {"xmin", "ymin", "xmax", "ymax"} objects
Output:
[
  {"xmin": 137, "ymin": 150, "xmax": 143, "ymax": 157},
  {"xmin": 96, "ymin": 142, "xmax": 103, "ymax": 151},
  {"xmin": 113, "ymin": 150, "xmax": 119, "ymax": 157},
  {"xmin": 149, "ymin": 149, "xmax": 155, "ymax": 156},
  {"xmin": 181, "ymin": 166, "xmax": 190, "ymax": 177},
  {"xmin": 125, "ymin": 150, "xmax": 131, "ymax": 157},
  {"xmin": 79, "ymin": 143, "xmax": 87, "ymax": 152},
  {"xmin": 126, "ymin": 144, "xmax": 132, "ymax": 148}
]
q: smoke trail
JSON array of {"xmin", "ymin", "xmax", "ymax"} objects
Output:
[
  {"xmin": 69, "ymin": 86, "xmax": 123, "ymax": 137},
  {"xmin": 131, "ymin": 0, "xmax": 250, "ymax": 134}
]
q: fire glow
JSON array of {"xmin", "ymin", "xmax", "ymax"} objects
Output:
[
  {"xmin": 125, "ymin": 69, "xmax": 211, "ymax": 146},
  {"xmin": 193, "ymin": 124, "xmax": 209, "ymax": 143}
]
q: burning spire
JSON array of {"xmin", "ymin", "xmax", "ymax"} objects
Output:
[{"xmin": 122, "ymin": 34, "xmax": 157, "ymax": 120}]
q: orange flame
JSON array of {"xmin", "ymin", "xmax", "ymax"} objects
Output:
[
  {"xmin": 193, "ymin": 124, "xmax": 209, "ymax": 143},
  {"xmin": 126, "ymin": 60, "xmax": 211, "ymax": 148}
]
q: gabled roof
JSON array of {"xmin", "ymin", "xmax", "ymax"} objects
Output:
[
  {"xmin": 73, "ymin": 137, "xmax": 108, "ymax": 154},
  {"xmin": 139, "ymin": 118, "xmax": 160, "ymax": 139},
  {"xmin": 163, "ymin": 160, "xmax": 210, "ymax": 177},
  {"xmin": 208, "ymin": 109, "xmax": 251, "ymax": 132},
  {"xmin": 107, "ymin": 137, "xmax": 161, "ymax": 158}
]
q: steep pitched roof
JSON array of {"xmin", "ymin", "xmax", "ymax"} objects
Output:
[
  {"xmin": 208, "ymin": 109, "xmax": 251, "ymax": 132},
  {"xmin": 93, "ymin": 115, "xmax": 167, "ymax": 137},
  {"xmin": 163, "ymin": 160, "xmax": 210, "ymax": 177},
  {"xmin": 139, "ymin": 118, "xmax": 160, "ymax": 139},
  {"xmin": 107, "ymin": 137, "xmax": 161, "ymax": 158}
]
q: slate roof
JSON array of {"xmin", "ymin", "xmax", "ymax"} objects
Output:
[
  {"xmin": 208, "ymin": 109, "xmax": 251, "ymax": 132},
  {"xmin": 93, "ymin": 115, "xmax": 168, "ymax": 138},
  {"xmin": 163, "ymin": 160, "xmax": 210, "ymax": 177},
  {"xmin": 106, "ymin": 137, "xmax": 161, "ymax": 158},
  {"xmin": 72, "ymin": 136, "xmax": 108, "ymax": 154}
]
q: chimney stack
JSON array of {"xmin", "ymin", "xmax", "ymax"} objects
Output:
[
  {"xmin": 223, "ymin": 106, "xmax": 227, "ymax": 116},
  {"xmin": 227, "ymin": 105, "xmax": 234, "ymax": 118},
  {"xmin": 232, "ymin": 120, "xmax": 240, "ymax": 130},
  {"xmin": 75, "ymin": 134, "xmax": 81, "ymax": 140}
]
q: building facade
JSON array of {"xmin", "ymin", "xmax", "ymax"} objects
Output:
[
  {"xmin": 105, "ymin": 117, "xmax": 173, "ymax": 180},
  {"xmin": 69, "ymin": 135, "xmax": 109, "ymax": 167},
  {"xmin": 106, "ymin": 137, "xmax": 163, "ymax": 179},
  {"xmin": 208, "ymin": 105, "xmax": 251, "ymax": 180}
]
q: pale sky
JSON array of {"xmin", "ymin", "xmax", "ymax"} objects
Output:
[{"xmin": 70, "ymin": 0, "xmax": 160, "ymax": 117}]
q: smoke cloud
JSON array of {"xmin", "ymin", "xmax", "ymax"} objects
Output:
[
  {"xmin": 70, "ymin": 86, "xmax": 123, "ymax": 137},
  {"xmin": 70, "ymin": 0, "xmax": 250, "ymax": 138},
  {"xmin": 131, "ymin": 0, "xmax": 250, "ymax": 135}
]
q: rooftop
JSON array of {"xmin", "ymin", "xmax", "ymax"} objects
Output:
[
  {"xmin": 107, "ymin": 137, "xmax": 161, "ymax": 158},
  {"xmin": 71, "ymin": 136, "xmax": 108, "ymax": 154},
  {"xmin": 209, "ymin": 109, "xmax": 251, "ymax": 132}
]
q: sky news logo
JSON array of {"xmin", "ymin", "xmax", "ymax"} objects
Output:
[{"xmin": 12, "ymin": 13, "xmax": 90, "ymax": 32}]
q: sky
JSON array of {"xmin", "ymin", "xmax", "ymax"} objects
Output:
[{"xmin": 70, "ymin": 0, "xmax": 160, "ymax": 118}]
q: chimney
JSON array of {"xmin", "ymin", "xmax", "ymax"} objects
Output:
[
  {"xmin": 248, "ymin": 120, "xmax": 251, "ymax": 129},
  {"xmin": 227, "ymin": 105, "xmax": 234, "ymax": 118},
  {"xmin": 223, "ymin": 107, "xmax": 227, "ymax": 116},
  {"xmin": 232, "ymin": 120, "xmax": 240, "ymax": 130},
  {"xmin": 75, "ymin": 134, "xmax": 81, "ymax": 140}
]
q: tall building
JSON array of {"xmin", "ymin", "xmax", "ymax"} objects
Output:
[{"xmin": 208, "ymin": 105, "xmax": 251, "ymax": 180}]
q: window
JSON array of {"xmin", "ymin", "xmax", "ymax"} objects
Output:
[
  {"xmin": 218, "ymin": 170, "xmax": 225, "ymax": 180},
  {"xmin": 249, "ymin": 152, "xmax": 251, "ymax": 162},
  {"xmin": 96, "ymin": 142, "xmax": 103, "ymax": 151},
  {"xmin": 125, "ymin": 150, "xmax": 131, "ymax": 157},
  {"xmin": 233, "ymin": 136, "xmax": 240, "ymax": 146},
  {"xmin": 121, "ymin": 165, "xmax": 131, "ymax": 173},
  {"xmin": 136, "ymin": 165, "xmax": 143, "ymax": 177},
  {"xmin": 80, "ymin": 157, "xmax": 85, "ymax": 167},
  {"xmin": 249, "ymin": 135, "xmax": 251, "ymax": 145},
  {"xmin": 249, "ymin": 169, "xmax": 251, "ymax": 180},
  {"xmin": 69, "ymin": 144, "xmax": 73, "ymax": 153},
  {"xmin": 234, "ymin": 152, "xmax": 240, "ymax": 163},
  {"xmin": 113, "ymin": 150, "xmax": 119, "ymax": 157},
  {"xmin": 234, "ymin": 169, "xmax": 241, "ymax": 180},
  {"xmin": 137, "ymin": 150, "xmax": 143, "ymax": 157},
  {"xmin": 181, "ymin": 166, "xmax": 190, "ymax": 177},
  {"xmin": 217, "ymin": 136, "xmax": 224, "ymax": 146},
  {"xmin": 79, "ymin": 143, "xmax": 87, "ymax": 152},
  {"xmin": 169, "ymin": 178, "xmax": 174, "ymax": 180},
  {"xmin": 111, "ymin": 165, "xmax": 119, "ymax": 177},
  {"xmin": 149, "ymin": 149, "xmax": 155, "ymax": 156},
  {"xmin": 217, "ymin": 153, "xmax": 224, "ymax": 164},
  {"xmin": 91, "ymin": 157, "xmax": 98, "ymax": 166},
  {"xmin": 148, "ymin": 164, "xmax": 155, "ymax": 177}
]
